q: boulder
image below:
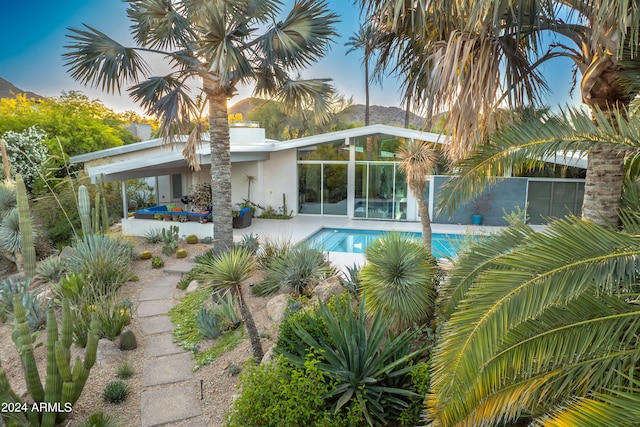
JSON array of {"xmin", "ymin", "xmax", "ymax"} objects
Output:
[
  {"xmin": 96, "ymin": 338, "xmax": 124, "ymax": 367},
  {"xmin": 312, "ymin": 276, "xmax": 345, "ymax": 303},
  {"xmin": 185, "ymin": 280, "xmax": 199, "ymax": 293},
  {"xmin": 261, "ymin": 344, "xmax": 276, "ymax": 365},
  {"xmin": 266, "ymin": 294, "xmax": 288, "ymax": 323}
]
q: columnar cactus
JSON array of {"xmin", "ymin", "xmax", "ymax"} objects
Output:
[
  {"xmin": 0, "ymin": 297, "xmax": 99, "ymax": 426},
  {"xmin": 77, "ymin": 185, "xmax": 92, "ymax": 236},
  {"xmin": 92, "ymin": 192, "xmax": 100, "ymax": 233},
  {"xmin": 15, "ymin": 174, "xmax": 35, "ymax": 279}
]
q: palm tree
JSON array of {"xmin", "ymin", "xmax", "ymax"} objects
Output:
[
  {"xmin": 190, "ymin": 247, "xmax": 263, "ymax": 361},
  {"xmin": 64, "ymin": 0, "xmax": 338, "ymax": 251},
  {"xmin": 344, "ymin": 23, "xmax": 381, "ymax": 126},
  {"xmin": 428, "ymin": 216, "xmax": 640, "ymax": 426},
  {"xmin": 357, "ymin": 0, "xmax": 640, "ymax": 226},
  {"xmin": 397, "ymin": 139, "xmax": 437, "ymax": 251}
]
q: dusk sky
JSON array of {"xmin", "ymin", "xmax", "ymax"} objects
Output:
[{"xmin": 0, "ymin": 1, "xmax": 578, "ymax": 114}]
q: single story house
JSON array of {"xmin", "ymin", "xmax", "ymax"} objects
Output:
[{"xmin": 70, "ymin": 123, "xmax": 586, "ymax": 237}]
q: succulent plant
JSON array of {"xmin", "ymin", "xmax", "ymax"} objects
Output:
[
  {"xmin": 186, "ymin": 234, "xmax": 198, "ymax": 244},
  {"xmin": 176, "ymin": 248, "xmax": 188, "ymax": 258},
  {"xmin": 151, "ymin": 257, "xmax": 164, "ymax": 269},
  {"xmin": 139, "ymin": 250, "xmax": 152, "ymax": 260}
]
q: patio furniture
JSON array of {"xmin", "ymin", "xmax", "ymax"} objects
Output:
[{"xmin": 232, "ymin": 207, "xmax": 252, "ymax": 229}]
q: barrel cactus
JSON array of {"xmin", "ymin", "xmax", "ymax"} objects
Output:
[
  {"xmin": 176, "ymin": 248, "xmax": 188, "ymax": 258},
  {"xmin": 186, "ymin": 234, "xmax": 198, "ymax": 244},
  {"xmin": 139, "ymin": 250, "xmax": 152, "ymax": 260}
]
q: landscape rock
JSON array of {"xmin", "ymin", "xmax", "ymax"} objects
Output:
[
  {"xmin": 96, "ymin": 338, "xmax": 124, "ymax": 367},
  {"xmin": 186, "ymin": 280, "xmax": 199, "ymax": 293},
  {"xmin": 261, "ymin": 344, "xmax": 276, "ymax": 365},
  {"xmin": 266, "ymin": 294, "xmax": 288, "ymax": 323},
  {"xmin": 313, "ymin": 276, "xmax": 345, "ymax": 303},
  {"xmin": 59, "ymin": 246, "xmax": 75, "ymax": 261}
]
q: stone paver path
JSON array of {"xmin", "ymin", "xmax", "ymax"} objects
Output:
[{"xmin": 139, "ymin": 260, "xmax": 206, "ymax": 427}]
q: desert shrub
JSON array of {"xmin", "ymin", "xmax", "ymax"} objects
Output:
[
  {"xmin": 278, "ymin": 296, "xmax": 425, "ymax": 426},
  {"xmin": 256, "ymin": 235, "xmax": 293, "ymax": 270},
  {"xmin": 103, "ymin": 380, "xmax": 129, "ymax": 404},
  {"xmin": 53, "ymin": 272, "xmax": 86, "ymax": 303},
  {"xmin": 72, "ymin": 291, "xmax": 133, "ymax": 345},
  {"xmin": 36, "ymin": 254, "xmax": 67, "ymax": 283},
  {"xmin": 143, "ymin": 228, "xmax": 163, "ymax": 244},
  {"xmin": 254, "ymin": 242, "xmax": 336, "ymax": 296},
  {"xmin": 116, "ymin": 362, "xmax": 135, "ymax": 380},
  {"xmin": 66, "ymin": 235, "xmax": 135, "ymax": 293},
  {"xmin": 96, "ymin": 296, "xmax": 133, "ymax": 340},
  {"xmin": 226, "ymin": 356, "xmax": 366, "ymax": 427}
]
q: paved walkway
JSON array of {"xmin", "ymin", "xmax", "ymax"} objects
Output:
[{"xmin": 138, "ymin": 259, "xmax": 207, "ymax": 427}]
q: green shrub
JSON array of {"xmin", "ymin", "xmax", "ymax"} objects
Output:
[
  {"xmin": 254, "ymin": 242, "xmax": 336, "ymax": 296},
  {"xmin": 73, "ymin": 292, "xmax": 133, "ymax": 345},
  {"xmin": 103, "ymin": 380, "xmax": 129, "ymax": 404},
  {"xmin": 116, "ymin": 362, "xmax": 135, "ymax": 380},
  {"xmin": 66, "ymin": 235, "xmax": 135, "ymax": 293},
  {"xmin": 151, "ymin": 256, "xmax": 164, "ymax": 269},
  {"xmin": 226, "ymin": 356, "xmax": 366, "ymax": 427},
  {"xmin": 53, "ymin": 272, "xmax": 86, "ymax": 303}
]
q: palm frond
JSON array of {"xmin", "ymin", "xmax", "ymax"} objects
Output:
[
  {"xmin": 275, "ymin": 78, "xmax": 335, "ymax": 125},
  {"xmin": 437, "ymin": 106, "xmax": 640, "ymax": 217},
  {"xmin": 64, "ymin": 24, "xmax": 150, "ymax": 94},
  {"xmin": 428, "ymin": 217, "xmax": 640, "ymax": 426},
  {"xmin": 260, "ymin": 0, "xmax": 338, "ymax": 70},
  {"xmin": 127, "ymin": 0, "xmax": 193, "ymax": 51}
]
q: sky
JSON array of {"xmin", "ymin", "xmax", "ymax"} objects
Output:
[{"xmin": 0, "ymin": 1, "xmax": 578, "ymax": 115}]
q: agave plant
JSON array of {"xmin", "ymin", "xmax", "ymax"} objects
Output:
[
  {"xmin": 0, "ymin": 183, "xmax": 16, "ymax": 216},
  {"xmin": 196, "ymin": 307, "xmax": 222, "ymax": 339},
  {"xmin": 35, "ymin": 254, "xmax": 67, "ymax": 284},
  {"xmin": 254, "ymin": 242, "xmax": 336, "ymax": 296},
  {"xmin": 359, "ymin": 232, "xmax": 437, "ymax": 331},
  {"xmin": 278, "ymin": 295, "xmax": 425, "ymax": 426}
]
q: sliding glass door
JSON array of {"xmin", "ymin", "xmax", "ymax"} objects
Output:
[
  {"xmin": 298, "ymin": 163, "xmax": 347, "ymax": 215},
  {"xmin": 354, "ymin": 162, "xmax": 407, "ymax": 219}
]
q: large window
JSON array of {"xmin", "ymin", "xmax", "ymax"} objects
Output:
[
  {"xmin": 298, "ymin": 163, "xmax": 347, "ymax": 215},
  {"xmin": 355, "ymin": 162, "xmax": 407, "ymax": 219},
  {"xmin": 527, "ymin": 180, "xmax": 584, "ymax": 224}
]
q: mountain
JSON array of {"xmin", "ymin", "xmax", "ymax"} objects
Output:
[
  {"xmin": 229, "ymin": 97, "xmax": 427, "ymax": 129},
  {"xmin": 0, "ymin": 77, "xmax": 44, "ymax": 101}
]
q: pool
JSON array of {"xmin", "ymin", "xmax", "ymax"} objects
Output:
[{"xmin": 306, "ymin": 228, "xmax": 470, "ymax": 258}]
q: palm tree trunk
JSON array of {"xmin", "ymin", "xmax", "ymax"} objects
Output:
[
  {"xmin": 206, "ymin": 86, "xmax": 234, "ymax": 252},
  {"xmin": 417, "ymin": 197, "xmax": 432, "ymax": 253},
  {"xmin": 582, "ymin": 144, "xmax": 624, "ymax": 226},
  {"xmin": 364, "ymin": 58, "xmax": 370, "ymax": 126},
  {"xmin": 236, "ymin": 287, "xmax": 263, "ymax": 362}
]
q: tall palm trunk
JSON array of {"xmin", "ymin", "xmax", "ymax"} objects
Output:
[
  {"xmin": 206, "ymin": 83, "xmax": 234, "ymax": 252},
  {"xmin": 582, "ymin": 145, "xmax": 624, "ymax": 226},
  {"xmin": 364, "ymin": 57, "xmax": 370, "ymax": 126},
  {"xmin": 417, "ymin": 196, "xmax": 432, "ymax": 253}
]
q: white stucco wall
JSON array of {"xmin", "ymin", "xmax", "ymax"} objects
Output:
[
  {"xmin": 230, "ymin": 162, "xmax": 262, "ymax": 208},
  {"xmin": 261, "ymin": 149, "xmax": 297, "ymax": 215}
]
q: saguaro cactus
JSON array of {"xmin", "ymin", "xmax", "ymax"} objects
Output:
[
  {"xmin": 15, "ymin": 173, "xmax": 35, "ymax": 279},
  {"xmin": 77, "ymin": 185, "xmax": 92, "ymax": 236},
  {"xmin": 0, "ymin": 297, "xmax": 99, "ymax": 426}
]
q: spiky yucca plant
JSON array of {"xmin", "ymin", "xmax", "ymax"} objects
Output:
[{"xmin": 360, "ymin": 232, "xmax": 437, "ymax": 331}]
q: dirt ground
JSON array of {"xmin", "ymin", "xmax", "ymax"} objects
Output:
[{"xmin": 0, "ymin": 235, "xmax": 279, "ymax": 427}]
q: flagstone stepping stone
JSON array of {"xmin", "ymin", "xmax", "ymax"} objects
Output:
[
  {"xmin": 144, "ymin": 333, "xmax": 183, "ymax": 358},
  {"xmin": 138, "ymin": 299, "xmax": 175, "ymax": 317},
  {"xmin": 140, "ymin": 316, "xmax": 174, "ymax": 336},
  {"xmin": 142, "ymin": 353, "xmax": 193, "ymax": 387},
  {"xmin": 141, "ymin": 383, "xmax": 202, "ymax": 427}
]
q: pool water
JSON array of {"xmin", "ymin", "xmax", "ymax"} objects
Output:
[{"xmin": 306, "ymin": 228, "xmax": 469, "ymax": 258}]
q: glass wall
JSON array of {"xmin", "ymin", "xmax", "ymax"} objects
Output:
[
  {"xmin": 355, "ymin": 162, "xmax": 407, "ymax": 219},
  {"xmin": 298, "ymin": 163, "xmax": 347, "ymax": 215},
  {"xmin": 527, "ymin": 180, "xmax": 584, "ymax": 224}
]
